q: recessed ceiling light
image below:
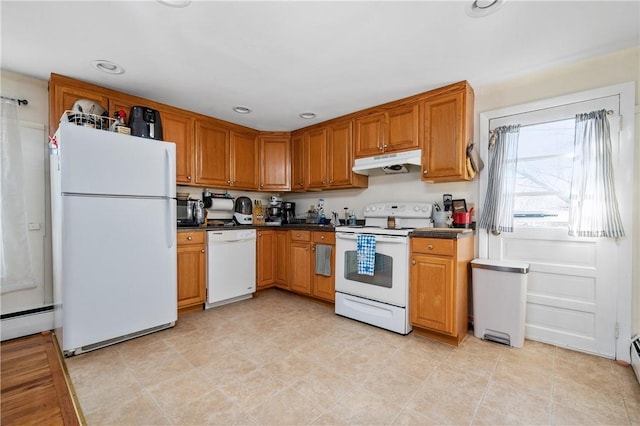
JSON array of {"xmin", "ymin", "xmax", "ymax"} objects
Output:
[
  {"xmin": 466, "ymin": 0, "xmax": 507, "ymax": 17},
  {"xmin": 157, "ymin": 0, "xmax": 192, "ymax": 8},
  {"xmin": 91, "ymin": 60, "xmax": 125, "ymax": 75},
  {"xmin": 233, "ymin": 106, "xmax": 252, "ymax": 114},
  {"xmin": 299, "ymin": 112, "xmax": 316, "ymax": 119}
]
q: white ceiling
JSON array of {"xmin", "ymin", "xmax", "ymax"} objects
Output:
[{"xmin": 2, "ymin": 1, "xmax": 638, "ymax": 131}]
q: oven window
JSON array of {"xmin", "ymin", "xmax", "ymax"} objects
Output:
[{"xmin": 343, "ymin": 250, "xmax": 393, "ymax": 288}]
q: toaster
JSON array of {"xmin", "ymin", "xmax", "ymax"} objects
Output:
[{"xmin": 129, "ymin": 106, "xmax": 163, "ymax": 140}]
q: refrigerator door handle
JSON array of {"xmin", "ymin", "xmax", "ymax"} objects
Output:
[
  {"xmin": 165, "ymin": 148, "xmax": 175, "ymax": 196},
  {"xmin": 167, "ymin": 197, "xmax": 176, "ymax": 248}
]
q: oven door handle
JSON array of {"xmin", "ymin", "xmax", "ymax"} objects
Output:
[{"xmin": 336, "ymin": 233, "xmax": 407, "ymax": 244}]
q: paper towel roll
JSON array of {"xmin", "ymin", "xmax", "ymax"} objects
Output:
[{"xmin": 209, "ymin": 198, "xmax": 234, "ymax": 212}]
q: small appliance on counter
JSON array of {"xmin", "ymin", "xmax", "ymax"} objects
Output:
[
  {"xmin": 129, "ymin": 106, "xmax": 163, "ymax": 140},
  {"xmin": 266, "ymin": 196, "xmax": 283, "ymax": 226},
  {"xmin": 177, "ymin": 199, "xmax": 205, "ymax": 227},
  {"xmin": 206, "ymin": 197, "xmax": 235, "ymax": 226},
  {"xmin": 282, "ymin": 201, "xmax": 296, "ymax": 224},
  {"xmin": 234, "ymin": 196, "xmax": 253, "ymax": 225}
]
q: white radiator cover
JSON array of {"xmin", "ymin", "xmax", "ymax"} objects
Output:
[{"xmin": 631, "ymin": 335, "xmax": 640, "ymax": 384}]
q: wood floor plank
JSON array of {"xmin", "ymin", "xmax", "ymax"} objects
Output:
[{"xmin": 1, "ymin": 332, "xmax": 83, "ymax": 426}]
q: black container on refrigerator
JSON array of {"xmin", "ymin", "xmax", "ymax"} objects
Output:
[{"xmin": 129, "ymin": 106, "xmax": 163, "ymax": 140}]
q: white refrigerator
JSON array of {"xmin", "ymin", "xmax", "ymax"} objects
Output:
[{"xmin": 50, "ymin": 121, "xmax": 177, "ymax": 356}]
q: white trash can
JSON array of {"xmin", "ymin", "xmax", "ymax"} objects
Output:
[{"xmin": 471, "ymin": 259, "xmax": 530, "ymax": 348}]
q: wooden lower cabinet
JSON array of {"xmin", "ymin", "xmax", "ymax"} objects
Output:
[
  {"xmin": 177, "ymin": 231, "xmax": 206, "ymax": 315},
  {"xmin": 274, "ymin": 231, "xmax": 289, "ymax": 288},
  {"xmin": 311, "ymin": 231, "xmax": 335, "ymax": 302},
  {"xmin": 409, "ymin": 236, "xmax": 474, "ymax": 345},
  {"xmin": 256, "ymin": 230, "xmax": 276, "ymax": 290},
  {"xmin": 289, "ymin": 230, "xmax": 312, "ymax": 295}
]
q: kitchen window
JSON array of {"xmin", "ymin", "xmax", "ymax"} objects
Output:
[{"xmin": 489, "ymin": 95, "xmax": 620, "ymax": 229}]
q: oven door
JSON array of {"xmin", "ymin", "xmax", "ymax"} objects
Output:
[{"xmin": 335, "ymin": 232, "xmax": 409, "ymax": 307}]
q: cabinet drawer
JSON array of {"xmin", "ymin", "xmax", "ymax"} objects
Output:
[
  {"xmin": 177, "ymin": 231, "xmax": 205, "ymax": 245},
  {"xmin": 412, "ymin": 238, "xmax": 454, "ymax": 256},
  {"xmin": 313, "ymin": 232, "xmax": 335, "ymax": 244},
  {"xmin": 290, "ymin": 230, "xmax": 311, "ymax": 242}
]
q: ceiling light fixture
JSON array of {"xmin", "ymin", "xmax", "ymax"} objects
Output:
[
  {"xmin": 233, "ymin": 106, "xmax": 252, "ymax": 114},
  {"xmin": 466, "ymin": 0, "xmax": 507, "ymax": 17},
  {"xmin": 91, "ymin": 60, "xmax": 125, "ymax": 75},
  {"xmin": 299, "ymin": 112, "xmax": 316, "ymax": 119},
  {"xmin": 156, "ymin": 0, "xmax": 192, "ymax": 8}
]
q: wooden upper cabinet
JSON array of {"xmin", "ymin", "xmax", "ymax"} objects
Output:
[
  {"xmin": 354, "ymin": 103, "xmax": 419, "ymax": 158},
  {"xmin": 327, "ymin": 120, "xmax": 367, "ymax": 189},
  {"xmin": 162, "ymin": 111, "xmax": 195, "ymax": 185},
  {"xmin": 291, "ymin": 132, "xmax": 306, "ymax": 192},
  {"xmin": 355, "ymin": 113, "xmax": 385, "ymax": 157},
  {"xmin": 305, "ymin": 128, "xmax": 328, "ymax": 189},
  {"xmin": 49, "ymin": 74, "xmax": 110, "ymax": 133},
  {"xmin": 195, "ymin": 119, "xmax": 230, "ymax": 187},
  {"xmin": 422, "ymin": 81, "xmax": 474, "ymax": 183},
  {"xmin": 387, "ymin": 103, "xmax": 419, "ymax": 152},
  {"xmin": 259, "ymin": 133, "xmax": 291, "ymax": 191},
  {"xmin": 230, "ymin": 129, "xmax": 259, "ymax": 189}
]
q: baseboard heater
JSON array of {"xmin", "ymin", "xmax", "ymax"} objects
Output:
[{"xmin": 631, "ymin": 335, "xmax": 640, "ymax": 384}]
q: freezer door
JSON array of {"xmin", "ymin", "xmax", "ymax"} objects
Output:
[
  {"xmin": 59, "ymin": 195, "xmax": 177, "ymax": 352},
  {"xmin": 57, "ymin": 122, "xmax": 175, "ymax": 197}
]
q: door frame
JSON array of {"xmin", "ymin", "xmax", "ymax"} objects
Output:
[{"xmin": 477, "ymin": 82, "xmax": 635, "ymax": 362}]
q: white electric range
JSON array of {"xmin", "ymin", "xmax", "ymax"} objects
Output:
[{"xmin": 334, "ymin": 202, "xmax": 433, "ymax": 334}]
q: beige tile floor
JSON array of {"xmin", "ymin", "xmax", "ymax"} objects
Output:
[{"xmin": 65, "ymin": 289, "xmax": 640, "ymax": 425}]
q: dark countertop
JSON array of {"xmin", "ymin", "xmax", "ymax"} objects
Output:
[
  {"xmin": 178, "ymin": 223, "xmax": 475, "ymax": 239},
  {"xmin": 410, "ymin": 228, "xmax": 475, "ymax": 239}
]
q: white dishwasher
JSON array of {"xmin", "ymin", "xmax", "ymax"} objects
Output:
[{"xmin": 205, "ymin": 228, "xmax": 256, "ymax": 308}]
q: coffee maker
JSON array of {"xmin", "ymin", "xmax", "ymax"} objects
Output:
[
  {"xmin": 282, "ymin": 202, "xmax": 296, "ymax": 224},
  {"xmin": 266, "ymin": 196, "xmax": 283, "ymax": 225}
]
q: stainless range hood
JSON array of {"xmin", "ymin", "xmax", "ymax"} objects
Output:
[{"xmin": 352, "ymin": 149, "xmax": 421, "ymax": 175}]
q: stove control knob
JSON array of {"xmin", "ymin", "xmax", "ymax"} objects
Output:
[
  {"xmin": 413, "ymin": 205, "xmax": 420, "ymax": 212},
  {"xmin": 370, "ymin": 206, "xmax": 377, "ymax": 212},
  {"xmin": 421, "ymin": 205, "xmax": 430, "ymax": 212}
]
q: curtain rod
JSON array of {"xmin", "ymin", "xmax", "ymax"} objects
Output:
[{"xmin": 1, "ymin": 95, "xmax": 28, "ymax": 106}]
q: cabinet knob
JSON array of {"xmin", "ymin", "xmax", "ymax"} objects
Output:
[
  {"xmin": 379, "ymin": 146, "xmax": 384, "ymax": 151},
  {"xmin": 312, "ymin": 247, "xmax": 315, "ymax": 251},
  {"xmin": 227, "ymin": 180, "xmax": 231, "ymax": 185},
  {"xmin": 201, "ymin": 249, "xmax": 205, "ymax": 253},
  {"xmin": 187, "ymin": 175, "xmax": 192, "ymax": 180},
  {"xmin": 412, "ymin": 259, "xmax": 416, "ymax": 265},
  {"xmin": 423, "ymin": 169, "xmax": 428, "ymax": 175},
  {"xmin": 322, "ymin": 180, "xmax": 326, "ymax": 184},
  {"xmin": 320, "ymin": 236, "xmax": 325, "ymax": 240},
  {"xmin": 383, "ymin": 144, "xmax": 388, "ymax": 149},
  {"xmin": 296, "ymin": 233, "xmax": 301, "ymax": 237},
  {"xmin": 260, "ymin": 183, "xmax": 264, "ymax": 188},
  {"xmin": 329, "ymin": 180, "xmax": 333, "ymax": 184},
  {"xmin": 187, "ymin": 236, "xmax": 192, "ymax": 240},
  {"xmin": 305, "ymin": 247, "xmax": 309, "ymax": 251},
  {"xmin": 428, "ymin": 244, "xmax": 434, "ymax": 250}
]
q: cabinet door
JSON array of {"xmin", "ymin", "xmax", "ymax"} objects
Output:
[
  {"xmin": 291, "ymin": 132, "xmax": 306, "ymax": 192},
  {"xmin": 231, "ymin": 130, "xmax": 259, "ymax": 189},
  {"xmin": 312, "ymin": 235, "xmax": 335, "ymax": 302},
  {"xmin": 305, "ymin": 128, "xmax": 328, "ymax": 189},
  {"xmin": 256, "ymin": 230, "xmax": 275, "ymax": 290},
  {"xmin": 386, "ymin": 103, "xmax": 419, "ymax": 153},
  {"xmin": 410, "ymin": 254, "xmax": 455, "ymax": 334},
  {"xmin": 163, "ymin": 111, "xmax": 195, "ymax": 185},
  {"xmin": 275, "ymin": 230, "xmax": 289, "ymax": 287},
  {"xmin": 50, "ymin": 82, "xmax": 110, "ymax": 133},
  {"xmin": 289, "ymin": 241, "xmax": 311, "ymax": 294},
  {"xmin": 355, "ymin": 113, "xmax": 385, "ymax": 158},
  {"xmin": 177, "ymin": 243, "xmax": 206, "ymax": 309},
  {"xmin": 259, "ymin": 135, "xmax": 290, "ymax": 191},
  {"xmin": 422, "ymin": 90, "xmax": 469, "ymax": 182},
  {"xmin": 327, "ymin": 120, "xmax": 354, "ymax": 188},
  {"xmin": 195, "ymin": 120, "xmax": 230, "ymax": 187}
]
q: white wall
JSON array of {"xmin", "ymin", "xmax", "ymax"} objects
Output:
[{"xmin": 0, "ymin": 70, "xmax": 53, "ymax": 339}]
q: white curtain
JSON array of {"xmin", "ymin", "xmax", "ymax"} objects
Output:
[
  {"xmin": 479, "ymin": 124, "xmax": 520, "ymax": 234},
  {"xmin": 0, "ymin": 99, "xmax": 36, "ymax": 293},
  {"xmin": 568, "ymin": 110, "xmax": 625, "ymax": 238}
]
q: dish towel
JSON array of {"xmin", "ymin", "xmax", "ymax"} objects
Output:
[
  {"xmin": 357, "ymin": 234, "xmax": 376, "ymax": 276},
  {"xmin": 315, "ymin": 244, "xmax": 332, "ymax": 277}
]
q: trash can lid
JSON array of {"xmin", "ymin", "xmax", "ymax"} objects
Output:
[{"xmin": 471, "ymin": 258, "xmax": 529, "ymax": 274}]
